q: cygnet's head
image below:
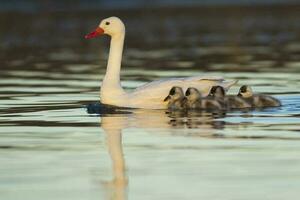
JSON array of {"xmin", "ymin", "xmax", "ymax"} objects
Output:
[
  {"xmin": 164, "ymin": 87, "xmax": 184, "ymax": 102},
  {"xmin": 210, "ymin": 86, "xmax": 225, "ymax": 98},
  {"xmin": 185, "ymin": 87, "xmax": 202, "ymax": 102},
  {"xmin": 85, "ymin": 16, "xmax": 125, "ymax": 39},
  {"xmin": 238, "ymin": 85, "xmax": 253, "ymax": 98}
]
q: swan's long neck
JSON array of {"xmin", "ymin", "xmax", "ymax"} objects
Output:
[
  {"xmin": 103, "ymin": 33, "xmax": 125, "ymax": 88},
  {"xmin": 101, "ymin": 32, "xmax": 126, "ymax": 103}
]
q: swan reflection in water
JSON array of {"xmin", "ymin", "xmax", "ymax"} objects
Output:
[
  {"xmin": 101, "ymin": 116, "xmax": 128, "ymax": 200},
  {"xmin": 94, "ymin": 104, "xmax": 234, "ymax": 200}
]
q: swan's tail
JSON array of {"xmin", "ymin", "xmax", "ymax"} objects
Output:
[{"xmin": 222, "ymin": 80, "xmax": 238, "ymax": 91}]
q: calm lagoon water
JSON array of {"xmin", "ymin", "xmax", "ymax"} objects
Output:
[{"xmin": 1, "ymin": 6, "xmax": 300, "ymax": 200}]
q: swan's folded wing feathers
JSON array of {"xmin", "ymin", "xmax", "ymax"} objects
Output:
[
  {"xmin": 133, "ymin": 77, "xmax": 184, "ymax": 92},
  {"xmin": 134, "ymin": 75, "xmax": 224, "ymax": 93},
  {"xmin": 132, "ymin": 76, "xmax": 236, "ymax": 99},
  {"xmin": 127, "ymin": 76, "xmax": 237, "ymax": 109},
  {"xmin": 184, "ymin": 75, "xmax": 224, "ymax": 81},
  {"xmin": 132, "ymin": 78, "xmax": 184, "ymax": 98}
]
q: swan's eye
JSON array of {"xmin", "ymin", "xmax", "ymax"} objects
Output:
[{"xmin": 105, "ymin": 22, "xmax": 110, "ymax": 25}]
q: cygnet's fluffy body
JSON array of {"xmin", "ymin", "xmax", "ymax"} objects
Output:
[
  {"xmin": 237, "ymin": 85, "xmax": 281, "ymax": 107},
  {"xmin": 185, "ymin": 87, "xmax": 223, "ymax": 111},
  {"xmin": 164, "ymin": 86, "xmax": 186, "ymax": 110},
  {"xmin": 210, "ymin": 86, "xmax": 251, "ymax": 109}
]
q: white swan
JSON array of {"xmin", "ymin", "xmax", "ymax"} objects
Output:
[{"xmin": 85, "ymin": 16, "xmax": 237, "ymax": 109}]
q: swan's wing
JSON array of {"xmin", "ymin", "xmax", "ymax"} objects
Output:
[
  {"xmin": 132, "ymin": 77, "xmax": 184, "ymax": 91},
  {"xmin": 131, "ymin": 78, "xmax": 185, "ymax": 100},
  {"xmin": 130, "ymin": 75, "xmax": 237, "ymax": 103},
  {"xmin": 126, "ymin": 75, "xmax": 237, "ymax": 109},
  {"xmin": 133, "ymin": 75, "xmax": 224, "ymax": 93},
  {"xmin": 184, "ymin": 75, "xmax": 237, "ymax": 92},
  {"xmin": 184, "ymin": 75, "xmax": 224, "ymax": 81}
]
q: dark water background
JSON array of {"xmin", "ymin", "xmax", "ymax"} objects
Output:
[{"xmin": 1, "ymin": 2, "xmax": 300, "ymax": 200}]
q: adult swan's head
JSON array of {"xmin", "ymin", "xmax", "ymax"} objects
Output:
[{"xmin": 85, "ymin": 16, "xmax": 125, "ymax": 39}]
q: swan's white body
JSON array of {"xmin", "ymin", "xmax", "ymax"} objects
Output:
[{"xmin": 86, "ymin": 17, "xmax": 237, "ymax": 109}]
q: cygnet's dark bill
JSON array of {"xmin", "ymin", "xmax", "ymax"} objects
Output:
[{"xmin": 164, "ymin": 95, "xmax": 171, "ymax": 102}]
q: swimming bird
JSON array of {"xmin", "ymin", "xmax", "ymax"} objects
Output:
[
  {"xmin": 163, "ymin": 87, "xmax": 186, "ymax": 110},
  {"xmin": 209, "ymin": 86, "xmax": 251, "ymax": 109},
  {"xmin": 185, "ymin": 87, "xmax": 223, "ymax": 110},
  {"xmin": 237, "ymin": 85, "xmax": 281, "ymax": 107},
  {"xmin": 85, "ymin": 16, "xmax": 237, "ymax": 109}
]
